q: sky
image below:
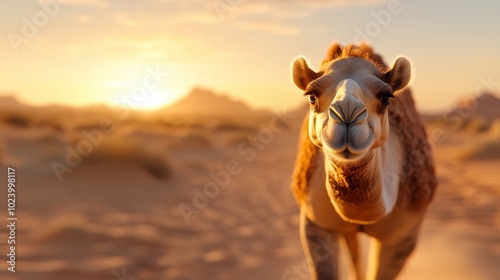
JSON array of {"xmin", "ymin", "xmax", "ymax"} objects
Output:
[{"xmin": 1, "ymin": 0, "xmax": 499, "ymax": 112}]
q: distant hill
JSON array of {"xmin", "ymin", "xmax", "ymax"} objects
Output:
[
  {"xmin": 451, "ymin": 91, "xmax": 500, "ymax": 120},
  {"xmin": 162, "ymin": 87, "xmax": 263, "ymax": 116},
  {"xmin": 0, "ymin": 94, "xmax": 32, "ymax": 109}
]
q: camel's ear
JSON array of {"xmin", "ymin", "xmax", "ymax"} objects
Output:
[
  {"xmin": 292, "ymin": 57, "xmax": 320, "ymax": 91},
  {"xmin": 383, "ymin": 57, "xmax": 411, "ymax": 92}
]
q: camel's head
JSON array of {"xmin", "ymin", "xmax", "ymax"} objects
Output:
[{"xmin": 292, "ymin": 46, "xmax": 411, "ymax": 163}]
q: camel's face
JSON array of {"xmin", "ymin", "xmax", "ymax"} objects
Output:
[{"xmin": 292, "ymin": 57, "xmax": 411, "ymax": 162}]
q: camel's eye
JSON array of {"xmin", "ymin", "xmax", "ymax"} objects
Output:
[
  {"xmin": 308, "ymin": 95, "xmax": 317, "ymax": 104},
  {"xmin": 307, "ymin": 94, "xmax": 319, "ymax": 112},
  {"xmin": 380, "ymin": 93, "xmax": 393, "ymax": 106}
]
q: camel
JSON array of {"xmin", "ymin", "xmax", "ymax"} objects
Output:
[{"xmin": 290, "ymin": 43, "xmax": 437, "ymax": 280}]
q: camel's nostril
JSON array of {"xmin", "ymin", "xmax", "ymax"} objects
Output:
[
  {"xmin": 352, "ymin": 107, "xmax": 368, "ymax": 124},
  {"xmin": 330, "ymin": 100, "xmax": 367, "ymax": 125},
  {"xmin": 329, "ymin": 105, "xmax": 344, "ymax": 123}
]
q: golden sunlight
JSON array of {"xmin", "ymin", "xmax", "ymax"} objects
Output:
[{"xmin": 132, "ymin": 89, "xmax": 182, "ymax": 110}]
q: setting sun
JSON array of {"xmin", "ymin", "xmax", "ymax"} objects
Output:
[{"xmin": 130, "ymin": 89, "xmax": 182, "ymax": 110}]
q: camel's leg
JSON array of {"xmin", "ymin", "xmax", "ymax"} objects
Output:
[
  {"xmin": 300, "ymin": 208, "xmax": 341, "ymax": 280},
  {"xmin": 366, "ymin": 232, "xmax": 419, "ymax": 280},
  {"xmin": 343, "ymin": 233, "xmax": 364, "ymax": 280}
]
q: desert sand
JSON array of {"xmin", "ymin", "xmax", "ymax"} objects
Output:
[{"xmin": 0, "ymin": 92, "xmax": 498, "ymax": 280}]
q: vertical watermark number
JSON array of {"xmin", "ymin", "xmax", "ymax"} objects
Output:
[{"xmin": 6, "ymin": 167, "xmax": 17, "ymax": 272}]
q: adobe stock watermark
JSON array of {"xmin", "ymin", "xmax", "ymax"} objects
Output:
[
  {"xmin": 212, "ymin": 0, "xmax": 243, "ymax": 20},
  {"xmin": 7, "ymin": 0, "xmax": 71, "ymax": 53},
  {"xmin": 177, "ymin": 108, "xmax": 296, "ymax": 224},
  {"xmin": 354, "ymin": 0, "xmax": 412, "ymax": 42},
  {"xmin": 111, "ymin": 267, "xmax": 136, "ymax": 280},
  {"xmin": 51, "ymin": 65, "xmax": 168, "ymax": 182}
]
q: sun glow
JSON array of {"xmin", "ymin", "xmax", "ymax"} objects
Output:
[{"xmin": 132, "ymin": 90, "xmax": 182, "ymax": 110}]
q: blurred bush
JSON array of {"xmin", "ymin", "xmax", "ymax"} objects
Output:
[
  {"xmin": 2, "ymin": 113, "xmax": 30, "ymax": 128},
  {"xmin": 71, "ymin": 134, "xmax": 172, "ymax": 180},
  {"xmin": 458, "ymin": 136, "xmax": 500, "ymax": 160},
  {"xmin": 464, "ymin": 117, "xmax": 490, "ymax": 133}
]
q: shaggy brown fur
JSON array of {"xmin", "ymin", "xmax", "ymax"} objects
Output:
[
  {"xmin": 292, "ymin": 43, "xmax": 437, "ymax": 211},
  {"xmin": 291, "ymin": 114, "xmax": 319, "ymax": 203},
  {"xmin": 328, "ymin": 152, "xmax": 378, "ymax": 206},
  {"xmin": 321, "ymin": 43, "xmax": 387, "ymax": 71}
]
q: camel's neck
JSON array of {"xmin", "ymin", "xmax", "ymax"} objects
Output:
[{"xmin": 324, "ymin": 133, "xmax": 402, "ymax": 224}]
